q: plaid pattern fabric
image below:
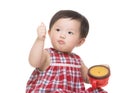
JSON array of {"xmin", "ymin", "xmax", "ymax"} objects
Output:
[
  {"xmin": 86, "ymin": 87, "xmax": 108, "ymax": 93},
  {"xmin": 26, "ymin": 48, "xmax": 108, "ymax": 93}
]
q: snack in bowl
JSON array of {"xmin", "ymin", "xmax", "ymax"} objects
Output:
[{"xmin": 88, "ymin": 65, "xmax": 110, "ymax": 89}]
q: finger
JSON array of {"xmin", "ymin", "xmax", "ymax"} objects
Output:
[
  {"xmin": 38, "ymin": 23, "xmax": 46, "ymax": 31},
  {"xmin": 37, "ymin": 22, "xmax": 46, "ymax": 40}
]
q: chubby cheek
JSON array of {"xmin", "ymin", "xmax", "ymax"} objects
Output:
[
  {"xmin": 49, "ymin": 32, "xmax": 55, "ymax": 40},
  {"xmin": 66, "ymin": 39, "xmax": 77, "ymax": 48},
  {"xmin": 68, "ymin": 36, "xmax": 79, "ymax": 44},
  {"xmin": 50, "ymin": 34, "xmax": 58, "ymax": 44}
]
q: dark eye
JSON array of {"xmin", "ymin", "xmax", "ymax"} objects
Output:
[
  {"xmin": 56, "ymin": 28, "xmax": 60, "ymax": 32},
  {"xmin": 68, "ymin": 31, "xmax": 73, "ymax": 35}
]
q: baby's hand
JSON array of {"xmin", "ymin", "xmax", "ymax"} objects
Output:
[{"xmin": 37, "ymin": 23, "xmax": 46, "ymax": 40}]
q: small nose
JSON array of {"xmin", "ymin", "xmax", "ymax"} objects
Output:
[{"xmin": 60, "ymin": 33, "xmax": 66, "ymax": 39}]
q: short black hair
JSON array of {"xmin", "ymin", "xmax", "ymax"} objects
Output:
[{"xmin": 49, "ymin": 10, "xmax": 89, "ymax": 38}]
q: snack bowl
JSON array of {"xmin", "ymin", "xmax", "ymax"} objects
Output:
[{"xmin": 88, "ymin": 65, "xmax": 110, "ymax": 89}]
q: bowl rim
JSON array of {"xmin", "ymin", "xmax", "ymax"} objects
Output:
[{"xmin": 88, "ymin": 65, "xmax": 110, "ymax": 79}]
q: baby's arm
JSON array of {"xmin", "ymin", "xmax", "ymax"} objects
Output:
[
  {"xmin": 29, "ymin": 23, "xmax": 50, "ymax": 70},
  {"xmin": 81, "ymin": 61, "xmax": 89, "ymax": 83}
]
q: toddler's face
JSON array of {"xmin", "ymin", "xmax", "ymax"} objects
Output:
[{"xmin": 49, "ymin": 18, "xmax": 83, "ymax": 53}]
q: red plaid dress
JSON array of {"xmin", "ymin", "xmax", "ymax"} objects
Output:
[{"xmin": 26, "ymin": 48, "xmax": 107, "ymax": 93}]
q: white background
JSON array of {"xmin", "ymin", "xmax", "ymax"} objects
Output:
[{"xmin": 0, "ymin": 0, "xmax": 119, "ymax": 93}]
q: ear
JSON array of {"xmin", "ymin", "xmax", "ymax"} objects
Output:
[
  {"xmin": 76, "ymin": 38, "xmax": 85, "ymax": 47},
  {"xmin": 48, "ymin": 30, "xmax": 50, "ymax": 35},
  {"xmin": 48, "ymin": 30, "xmax": 51, "ymax": 36}
]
